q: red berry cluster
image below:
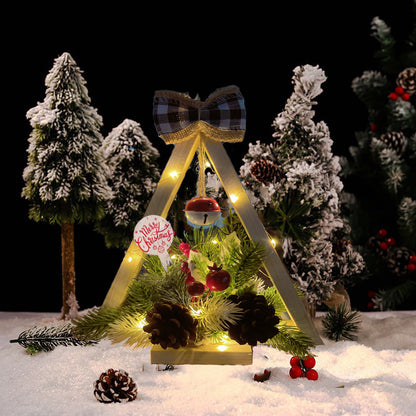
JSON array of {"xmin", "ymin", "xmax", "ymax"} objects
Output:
[
  {"xmin": 389, "ymin": 86, "xmax": 411, "ymax": 101},
  {"xmin": 289, "ymin": 356, "xmax": 318, "ymax": 380},
  {"xmin": 377, "ymin": 229, "xmax": 416, "ymax": 272},
  {"xmin": 377, "ymin": 228, "xmax": 396, "ymax": 251}
]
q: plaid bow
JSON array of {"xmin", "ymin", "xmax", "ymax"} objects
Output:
[{"xmin": 153, "ymin": 86, "xmax": 246, "ymax": 144}]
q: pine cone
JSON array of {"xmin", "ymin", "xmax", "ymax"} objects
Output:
[
  {"xmin": 332, "ymin": 238, "xmax": 352, "ymax": 256},
  {"xmin": 143, "ymin": 302, "xmax": 197, "ymax": 349},
  {"xmin": 250, "ymin": 159, "xmax": 282, "ymax": 184},
  {"xmin": 379, "ymin": 131, "xmax": 407, "ymax": 154},
  {"xmin": 386, "ymin": 246, "xmax": 412, "ymax": 277},
  {"xmin": 93, "ymin": 369, "xmax": 137, "ymax": 403},
  {"xmin": 227, "ymin": 292, "xmax": 280, "ymax": 346},
  {"xmin": 397, "ymin": 67, "xmax": 416, "ymax": 96}
]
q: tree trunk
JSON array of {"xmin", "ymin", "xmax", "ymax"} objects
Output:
[{"xmin": 61, "ymin": 221, "xmax": 78, "ymax": 319}]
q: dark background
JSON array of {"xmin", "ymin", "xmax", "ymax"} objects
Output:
[{"xmin": 4, "ymin": 2, "xmax": 414, "ymax": 312}]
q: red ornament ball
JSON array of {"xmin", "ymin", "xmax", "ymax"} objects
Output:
[
  {"xmin": 305, "ymin": 369, "xmax": 319, "ymax": 380},
  {"xmin": 408, "ymin": 263, "xmax": 416, "ymax": 272},
  {"xmin": 205, "ymin": 263, "xmax": 231, "ymax": 291},
  {"xmin": 187, "ymin": 281, "xmax": 206, "ymax": 297},
  {"xmin": 302, "ymin": 356, "xmax": 316, "ymax": 369},
  {"xmin": 184, "ymin": 197, "xmax": 221, "ymax": 226},
  {"xmin": 409, "ymin": 255, "xmax": 416, "ymax": 264},
  {"xmin": 289, "ymin": 365, "xmax": 303, "ymax": 379},
  {"xmin": 389, "ymin": 92, "xmax": 399, "ymax": 100}
]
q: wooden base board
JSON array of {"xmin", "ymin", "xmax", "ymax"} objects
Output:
[{"xmin": 150, "ymin": 343, "xmax": 253, "ymax": 365}]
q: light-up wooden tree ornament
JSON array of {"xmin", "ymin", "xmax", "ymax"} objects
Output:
[{"xmin": 102, "ymin": 86, "xmax": 322, "ymax": 346}]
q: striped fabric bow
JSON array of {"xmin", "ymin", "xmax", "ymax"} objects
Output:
[{"xmin": 153, "ymin": 85, "xmax": 246, "ymax": 144}]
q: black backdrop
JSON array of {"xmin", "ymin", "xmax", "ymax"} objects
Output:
[{"xmin": 4, "ymin": 2, "xmax": 414, "ymax": 312}]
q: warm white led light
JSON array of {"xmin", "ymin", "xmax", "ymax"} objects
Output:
[
  {"xmin": 169, "ymin": 170, "xmax": 179, "ymax": 179},
  {"xmin": 229, "ymin": 194, "xmax": 238, "ymax": 203}
]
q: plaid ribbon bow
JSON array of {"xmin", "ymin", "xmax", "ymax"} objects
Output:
[{"xmin": 153, "ymin": 85, "xmax": 246, "ymax": 144}]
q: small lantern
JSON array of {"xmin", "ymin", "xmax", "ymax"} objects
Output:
[{"xmin": 184, "ymin": 196, "xmax": 221, "ymax": 226}]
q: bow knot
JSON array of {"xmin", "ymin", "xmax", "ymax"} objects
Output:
[{"xmin": 153, "ymin": 86, "xmax": 246, "ymax": 144}]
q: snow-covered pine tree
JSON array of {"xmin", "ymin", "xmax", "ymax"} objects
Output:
[
  {"xmin": 96, "ymin": 119, "xmax": 160, "ymax": 249},
  {"xmin": 240, "ymin": 65, "xmax": 365, "ymax": 312},
  {"xmin": 342, "ymin": 10, "xmax": 416, "ymax": 310},
  {"xmin": 22, "ymin": 52, "xmax": 111, "ymax": 319}
]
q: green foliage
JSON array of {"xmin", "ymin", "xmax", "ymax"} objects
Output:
[
  {"xmin": 266, "ymin": 324, "xmax": 315, "ymax": 358},
  {"xmin": 322, "ymin": 304, "xmax": 361, "ymax": 342},
  {"xmin": 72, "ymin": 225, "xmax": 315, "ymax": 356}
]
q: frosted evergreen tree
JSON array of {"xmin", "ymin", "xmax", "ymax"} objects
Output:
[
  {"xmin": 22, "ymin": 52, "xmax": 111, "ymax": 319},
  {"xmin": 96, "ymin": 118, "xmax": 160, "ymax": 249},
  {"xmin": 343, "ymin": 10, "xmax": 416, "ymax": 310},
  {"xmin": 240, "ymin": 65, "xmax": 365, "ymax": 310}
]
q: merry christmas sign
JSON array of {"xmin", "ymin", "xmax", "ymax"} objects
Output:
[{"xmin": 134, "ymin": 215, "xmax": 174, "ymax": 271}]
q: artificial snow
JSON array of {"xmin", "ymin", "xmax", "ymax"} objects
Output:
[{"xmin": 1, "ymin": 311, "xmax": 415, "ymax": 416}]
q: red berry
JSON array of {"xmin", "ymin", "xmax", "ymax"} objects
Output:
[
  {"xmin": 378, "ymin": 229, "xmax": 388, "ymax": 238},
  {"xmin": 187, "ymin": 281, "xmax": 205, "ymax": 297},
  {"xmin": 302, "ymin": 356, "xmax": 316, "ymax": 369},
  {"xmin": 395, "ymin": 86, "xmax": 404, "ymax": 95},
  {"xmin": 408, "ymin": 263, "xmax": 416, "ymax": 272},
  {"xmin": 379, "ymin": 242, "xmax": 389, "ymax": 251},
  {"xmin": 185, "ymin": 272, "xmax": 195, "ymax": 285},
  {"xmin": 290, "ymin": 356, "xmax": 300, "ymax": 367},
  {"xmin": 305, "ymin": 369, "xmax": 319, "ymax": 380},
  {"xmin": 367, "ymin": 301, "xmax": 375, "ymax": 309},
  {"xmin": 289, "ymin": 366, "xmax": 303, "ymax": 379},
  {"xmin": 387, "ymin": 237, "xmax": 396, "ymax": 247},
  {"xmin": 402, "ymin": 92, "xmax": 410, "ymax": 101},
  {"xmin": 181, "ymin": 261, "xmax": 190, "ymax": 274},
  {"xmin": 389, "ymin": 92, "xmax": 399, "ymax": 100},
  {"xmin": 370, "ymin": 123, "xmax": 377, "ymax": 131},
  {"xmin": 409, "ymin": 255, "xmax": 416, "ymax": 264},
  {"xmin": 206, "ymin": 263, "xmax": 231, "ymax": 291}
]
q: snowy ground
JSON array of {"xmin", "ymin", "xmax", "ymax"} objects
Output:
[{"xmin": 1, "ymin": 310, "xmax": 416, "ymax": 416}]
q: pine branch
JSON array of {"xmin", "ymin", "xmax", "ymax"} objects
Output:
[
  {"xmin": 106, "ymin": 313, "xmax": 151, "ymax": 349},
  {"xmin": 194, "ymin": 296, "xmax": 243, "ymax": 333},
  {"xmin": 266, "ymin": 323, "xmax": 314, "ymax": 358},
  {"xmin": 379, "ymin": 280, "xmax": 416, "ymax": 310},
  {"xmin": 10, "ymin": 323, "xmax": 98, "ymax": 353},
  {"xmin": 72, "ymin": 307, "xmax": 122, "ymax": 340},
  {"xmin": 322, "ymin": 304, "xmax": 361, "ymax": 342}
]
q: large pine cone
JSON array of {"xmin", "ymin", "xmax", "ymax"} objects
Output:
[
  {"xmin": 227, "ymin": 292, "xmax": 280, "ymax": 346},
  {"xmin": 379, "ymin": 131, "xmax": 407, "ymax": 154},
  {"xmin": 397, "ymin": 67, "xmax": 416, "ymax": 96},
  {"xmin": 93, "ymin": 369, "xmax": 137, "ymax": 403},
  {"xmin": 250, "ymin": 159, "xmax": 282, "ymax": 184},
  {"xmin": 386, "ymin": 246, "xmax": 412, "ymax": 277},
  {"xmin": 143, "ymin": 302, "xmax": 197, "ymax": 349}
]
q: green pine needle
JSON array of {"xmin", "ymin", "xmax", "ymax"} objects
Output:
[
  {"xmin": 322, "ymin": 304, "xmax": 361, "ymax": 342},
  {"xmin": 107, "ymin": 313, "xmax": 151, "ymax": 349},
  {"xmin": 266, "ymin": 323, "xmax": 315, "ymax": 358}
]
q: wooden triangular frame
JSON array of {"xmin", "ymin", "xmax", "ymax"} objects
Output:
[{"xmin": 102, "ymin": 134, "xmax": 323, "ymax": 345}]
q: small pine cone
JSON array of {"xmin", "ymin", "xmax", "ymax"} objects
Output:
[
  {"xmin": 332, "ymin": 238, "xmax": 352, "ymax": 256},
  {"xmin": 379, "ymin": 131, "xmax": 407, "ymax": 154},
  {"xmin": 386, "ymin": 246, "xmax": 412, "ymax": 277},
  {"xmin": 93, "ymin": 369, "xmax": 137, "ymax": 403},
  {"xmin": 143, "ymin": 302, "xmax": 197, "ymax": 349},
  {"xmin": 250, "ymin": 159, "xmax": 282, "ymax": 184},
  {"xmin": 397, "ymin": 67, "xmax": 416, "ymax": 96},
  {"xmin": 227, "ymin": 292, "xmax": 280, "ymax": 346}
]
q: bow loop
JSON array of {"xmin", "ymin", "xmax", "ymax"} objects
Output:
[{"xmin": 153, "ymin": 86, "xmax": 246, "ymax": 144}]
